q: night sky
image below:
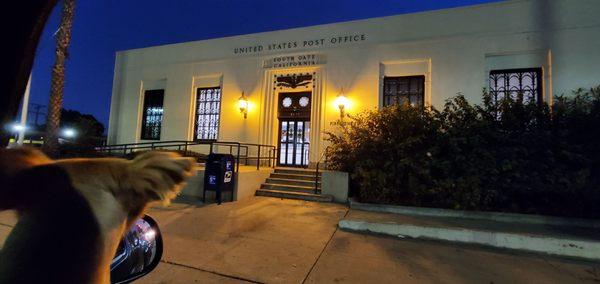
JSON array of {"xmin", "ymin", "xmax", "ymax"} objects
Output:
[{"xmin": 29, "ymin": 0, "xmax": 502, "ymax": 129}]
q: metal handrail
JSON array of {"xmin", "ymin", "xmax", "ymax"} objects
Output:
[
  {"xmin": 96, "ymin": 140, "xmax": 190, "ymax": 148},
  {"xmin": 95, "ymin": 140, "xmax": 277, "ymax": 171},
  {"xmin": 313, "ymin": 147, "xmax": 329, "ymax": 194}
]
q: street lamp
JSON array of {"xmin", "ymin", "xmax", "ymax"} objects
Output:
[
  {"xmin": 62, "ymin": 128, "xmax": 77, "ymax": 138},
  {"xmin": 11, "ymin": 123, "xmax": 26, "ymax": 133}
]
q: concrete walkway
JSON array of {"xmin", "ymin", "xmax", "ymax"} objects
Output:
[
  {"xmin": 304, "ymin": 230, "xmax": 600, "ymax": 283},
  {"xmin": 141, "ymin": 197, "xmax": 348, "ymax": 283},
  {"xmin": 141, "ymin": 197, "xmax": 600, "ymax": 283},
  {"xmin": 1, "ymin": 197, "xmax": 599, "ymax": 283}
]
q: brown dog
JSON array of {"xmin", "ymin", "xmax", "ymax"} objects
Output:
[{"xmin": 0, "ymin": 148, "xmax": 194, "ymax": 284}]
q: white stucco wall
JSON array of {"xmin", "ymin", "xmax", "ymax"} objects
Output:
[{"xmin": 108, "ymin": 0, "xmax": 600, "ymax": 165}]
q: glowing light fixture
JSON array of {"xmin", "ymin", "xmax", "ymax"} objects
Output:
[
  {"xmin": 11, "ymin": 123, "xmax": 26, "ymax": 132},
  {"xmin": 238, "ymin": 92, "xmax": 248, "ymax": 119},
  {"xmin": 62, "ymin": 128, "xmax": 77, "ymax": 138},
  {"xmin": 335, "ymin": 89, "xmax": 349, "ymax": 119}
]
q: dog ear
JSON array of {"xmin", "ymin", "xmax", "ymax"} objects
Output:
[
  {"xmin": 0, "ymin": 148, "xmax": 53, "ymax": 210},
  {"xmin": 127, "ymin": 151, "xmax": 195, "ymax": 205},
  {"xmin": 0, "ymin": 148, "xmax": 52, "ymax": 177}
]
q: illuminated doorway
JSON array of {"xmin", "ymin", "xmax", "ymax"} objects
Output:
[{"xmin": 277, "ymin": 92, "xmax": 311, "ymax": 167}]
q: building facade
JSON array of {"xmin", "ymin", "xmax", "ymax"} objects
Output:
[{"xmin": 108, "ymin": 0, "xmax": 600, "ymax": 167}]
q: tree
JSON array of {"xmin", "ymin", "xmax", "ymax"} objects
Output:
[
  {"xmin": 44, "ymin": 0, "xmax": 75, "ymax": 157},
  {"xmin": 59, "ymin": 109, "xmax": 105, "ymax": 144}
]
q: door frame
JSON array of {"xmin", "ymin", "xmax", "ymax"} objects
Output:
[
  {"xmin": 259, "ymin": 66, "xmax": 325, "ymax": 168},
  {"xmin": 276, "ymin": 91, "xmax": 311, "ymax": 168}
]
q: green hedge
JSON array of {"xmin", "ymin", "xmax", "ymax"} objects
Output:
[{"xmin": 325, "ymin": 87, "xmax": 600, "ymax": 218}]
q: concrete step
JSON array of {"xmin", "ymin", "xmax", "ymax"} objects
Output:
[
  {"xmin": 266, "ymin": 178, "xmax": 321, "ymax": 187},
  {"xmin": 256, "ymin": 189, "xmax": 333, "ymax": 202},
  {"xmin": 261, "ymin": 183, "xmax": 320, "ymax": 193},
  {"xmin": 270, "ymin": 173, "xmax": 321, "ymax": 181},
  {"xmin": 339, "ymin": 209, "xmax": 600, "ymax": 261},
  {"xmin": 274, "ymin": 167, "xmax": 322, "ymax": 176}
]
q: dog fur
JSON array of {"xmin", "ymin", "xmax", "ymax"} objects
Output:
[{"xmin": 0, "ymin": 148, "xmax": 194, "ymax": 284}]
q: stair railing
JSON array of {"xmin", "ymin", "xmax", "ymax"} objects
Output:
[
  {"xmin": 96, "ymin": 140, "xmax": 276, "ymax": 172},
  {"xmin": 313, "ymin": 147, "xmax": 329, "ymax": 194}
]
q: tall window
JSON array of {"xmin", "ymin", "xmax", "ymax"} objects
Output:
[
  {"xmin": 194, "ymin": 87, "xmax": 221, "ymax": 141},
  {"xmin": 383, "ymin": 76, "xmax": 425, "ymax": 107},
  {"xmin": 140, "ymin": 89, "xmax": 164, "ymax": 140},
  {"xmin": 489, "ymin": 68, "xmax": 543, "ymax": 104}
]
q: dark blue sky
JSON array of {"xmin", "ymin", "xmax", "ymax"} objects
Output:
[{"xmin": 30, "ymin": 0, "xmax": 501, "ymax": 128}]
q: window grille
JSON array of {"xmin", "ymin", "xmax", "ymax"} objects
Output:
[
  {"xmin": 383, "ymin": 76, "xmax": 425, "ymax": 107},
  {"xmin": 194, "ymin": 87, "xmax": 221, "ymax": 141},
  {"xmin": 140, "ymin": 89, "xmax": 164, "ymax": 140},
  {"xmin": 489, "ymin": 68, "xmax": 543, "ymax": 104}
]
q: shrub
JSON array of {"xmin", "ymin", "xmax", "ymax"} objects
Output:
[{"xmin": 325, "ymin": 87, "xmax": 600, "ymax": 218}]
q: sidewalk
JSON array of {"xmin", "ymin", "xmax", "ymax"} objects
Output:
[
  {"xmin": 0, "ymin": 211, "xmax": 17, "ymax": 248},
  {"xmin": 339, "ymin": 208, "xmax": 600, "ymax": 261},
  {"xmin": 2, "ymin": 198, "xmax": 600, "ymax": 283}
]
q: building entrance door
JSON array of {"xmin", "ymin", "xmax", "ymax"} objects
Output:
[{"xmin": 277, "ymin": 92, "xmax": 311, "ymax": 167}]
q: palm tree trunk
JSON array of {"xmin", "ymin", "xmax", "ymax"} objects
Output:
[{"xmin": 44, "ymin": 0, "xmax": 75, "ymax": 157}]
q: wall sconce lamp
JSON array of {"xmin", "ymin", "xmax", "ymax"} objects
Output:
[
  {"xmin": 238, "ymin": 92, "xmax": 248, "ymax": 119},
  {"xmin": 335, "ymin": 89, "xmax": 349, "ymax": 119}
]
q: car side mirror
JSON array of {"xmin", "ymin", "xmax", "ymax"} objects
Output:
[{"xmin": 110, "ymin": 215, "xmax": 163, "ymax": 284}]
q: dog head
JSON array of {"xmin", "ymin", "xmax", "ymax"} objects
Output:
[
  {"xmin": 0, "ymin": 148, "xmax": 194, "ymax": 284},
  {"xmin": 1, "ymin": 148, "xmax": 194, "ymax": 223},
  {"xmin": 53, "ymin": 151, "xmax": 195, "ymax": 227}
]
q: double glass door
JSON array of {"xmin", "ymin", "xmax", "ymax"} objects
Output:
[
  {"xmin": 277, "ymin": 92, "xmax": 311, "ymax": 167},
  {"xmin": 279, "ymin": 120, "xmax": 310, "ymax": 167}
]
